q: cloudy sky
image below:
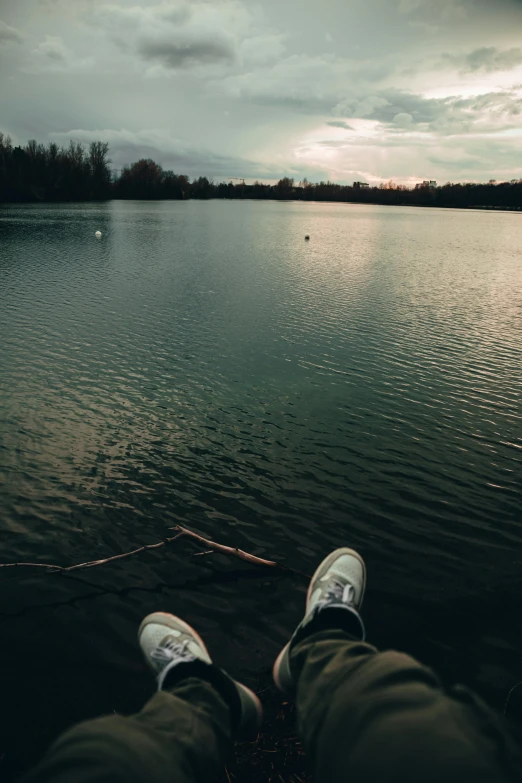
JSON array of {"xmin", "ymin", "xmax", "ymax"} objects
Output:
[{"xmin": 1, "ymin": 0, "xmax": 522, "ymax": 184}]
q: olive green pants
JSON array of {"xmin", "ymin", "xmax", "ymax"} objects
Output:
[{"xmin": 24, "ymin": 630, "xmax": 522, "ymax": 783}]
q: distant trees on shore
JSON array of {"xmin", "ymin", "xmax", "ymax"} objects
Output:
[
  {"xmin": 115, "ymin": 158, "xmax": 190, "ymax": 200},
  {"xmin": 0, "ymin": 134, "xmax": 111, "ymax": 201},
  {"xmin": 1, "ymin": 135, "xmax": 521, "ymax": 210}
]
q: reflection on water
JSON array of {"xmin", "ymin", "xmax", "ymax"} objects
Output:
[{"xmin": 0, "ymin": 200, "xmax": 522, "ymax": 776}]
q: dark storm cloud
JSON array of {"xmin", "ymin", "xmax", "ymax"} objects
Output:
[
  {"xmin": 399, "ymin": 0, "xmax": 521, "ymax": 23},
  {"xmin": 229, "ymin": 79, "xmax": 448, "ymax": 126},
  {"xmin": 0, "ymin": 19, "xmax": 23, "ymax": 44},
  {"xmin": 215, "ymin": 51, "xmax": 398, "ymax": 116},
  {"xmin": 457, "ymin": 91, "xmax": 522, "ymax": 112},
  {"xmin": 334, "ymin": 90, "xmax": 446, "ymax": 124},
  {"xmin": 326, "ymin": 121, "xmax": 354, "ymax": 130},
  {"xmin": 88, "ymin": 0, "xmax": 244, "ymax": 70},
  {"xmin": 335, "ymin": 88, "xmax": 522, "ymax": 131},
  {"xmin": 38, "ymin": 37, "xmax": 67, "ymax": 62},
  {"xmin": 317, "ymin": 140, "xmax": 350, "ymax": 148},
  {"xmin": 137, "ymin": 35, "xmax": 235, "ymax": 68},
  {"xmin": 444, "ymin": 46, "xmax": 522, "ymax": 73}
]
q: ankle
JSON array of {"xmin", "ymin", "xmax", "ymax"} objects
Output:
[
  {"xmin": 162, "ymin": 661, "xmax": 242, "ymax": 732},
  {"xmin": 293, "ymin": 605, "xmax": 365, "ymax": 648}
]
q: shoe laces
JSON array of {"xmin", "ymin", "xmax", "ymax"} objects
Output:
[
  {"xmin": 323, "ymin": 579, "xmax": 355, "ymax": 606},
  {"xmin": 151, "ymin": 637, "xmax": 194, "ymax": 664}
]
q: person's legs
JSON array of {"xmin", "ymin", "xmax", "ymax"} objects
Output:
[
  {"xmin": 23, "ymin": 678, "xmax": 231, "ymax": 783},
  {"xmin": 274, "ymin": 549, "xmax": 522, "ymax": 783},
  {"xmin": 24, "ymin": 612, "xmax": 262, "ymax": 783},
  {"xmin": 292, "ymin": 630, "xmax": 522, "ymax": 783}
]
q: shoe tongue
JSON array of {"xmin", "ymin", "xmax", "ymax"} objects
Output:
[
  {"xmin": 161, "ymin": 631, "xmax": 182, "ymax": 645},
  {"xmin": 321, "ymin": 571, "xmax": 348, "ymax": 587},
  {"xmin": 323, "ymin": 574, "xmax": 355, "ymax": 604},
  {"xmin": 160, "ymin": 634, "xmax": 189, "ymax": 655}
]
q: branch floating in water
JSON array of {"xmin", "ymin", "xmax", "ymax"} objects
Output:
[
  {"xmin": 173, "ymin": 525, "xmax": 279, "ymax": 568},
  {"xmin": 0, "ymin": 533, "xmax": 184, "ymax": 574},
  {"xmin": 0, "ymin": 525, "xmax": 310, "ymax": 580}
]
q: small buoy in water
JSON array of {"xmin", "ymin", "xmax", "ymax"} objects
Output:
[
  {"xmin": 305, "ymin": 235, "xmax": 310, "ymax": 240},
  {"xmin": 95, "ymin": 230, "xmax": 102, "ymax": 238}
]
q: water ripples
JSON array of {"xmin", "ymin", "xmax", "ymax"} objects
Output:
[{"xmin": 1, "ymin": 200, "xmax": 521, "ymax": 644}]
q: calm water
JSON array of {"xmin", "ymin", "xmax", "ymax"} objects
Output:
[{"xmin": 1, "ymin": 200, "xmax": 522, "ymax": 774}]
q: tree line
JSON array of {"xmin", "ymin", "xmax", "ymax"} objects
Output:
[
  {"xmin": 0, "ymin": 135, "xmax": 112, "ymax": 202},
  {"xmin": 1, "ymin": 135, "xmax": 521, "ymax": 210}
]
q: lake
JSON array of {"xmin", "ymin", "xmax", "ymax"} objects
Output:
[{"xmin": 1, "ymin": 200, "xmax": 522, "ymax": 776}]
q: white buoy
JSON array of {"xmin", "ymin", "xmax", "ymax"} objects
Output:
[{"xmin": 95, "ymin": 230, "xmax": 102, "ymax": 238}]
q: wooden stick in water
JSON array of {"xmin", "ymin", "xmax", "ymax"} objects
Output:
[
  {"xmin": 0, "ymin": 525, "xmax": 310, "ymax": 577},
  {"xmin": 172, "ymin": 525, "xmax": 279, "ymax": 568},
  {"xmin": 0, "ymin": 533, "xmax": 185, "ymax": 574}
]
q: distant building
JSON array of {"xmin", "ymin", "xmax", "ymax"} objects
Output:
[
  {"xmin": 353, "ymin": 181, "xmax": 370, "ymax": 189},
  {"xmin": 422, "ymin": 180, "xmax": 437, "ymax": 188}
]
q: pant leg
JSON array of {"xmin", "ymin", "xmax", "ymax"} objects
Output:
[
  {"xmin": 23, "ymin": 677, "xmax": 231, "ymax": 783},
  {"xmin": 291, "ymin": 629, "xmax": 522, "ymax": 783}
]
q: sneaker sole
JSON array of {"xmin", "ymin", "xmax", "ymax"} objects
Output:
[
  {"xmin": 235, "ymin": 681, "xmax": 264, "ymax": 737},
  {"xmin": 272, "ymin": 642, "xmax": 291, "ymax": 693}
]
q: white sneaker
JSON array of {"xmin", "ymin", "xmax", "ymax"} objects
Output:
[
  {"xmin": 273, "ymin": 548, "xmax": 366, "ymax": 695},
  {"xmin": 139, "ymin": 611, "xmax": 263, "ymax": 739}
]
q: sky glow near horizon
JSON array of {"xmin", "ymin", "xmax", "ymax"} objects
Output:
[{"xmin": 1, "ymin": 0, "xmax": 522, "ymax": 185}]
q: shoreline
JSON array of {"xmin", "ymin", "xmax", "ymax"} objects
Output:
[{"xmin": 1, "ymin": 198, "xmax": 521, "ymax": 214}]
